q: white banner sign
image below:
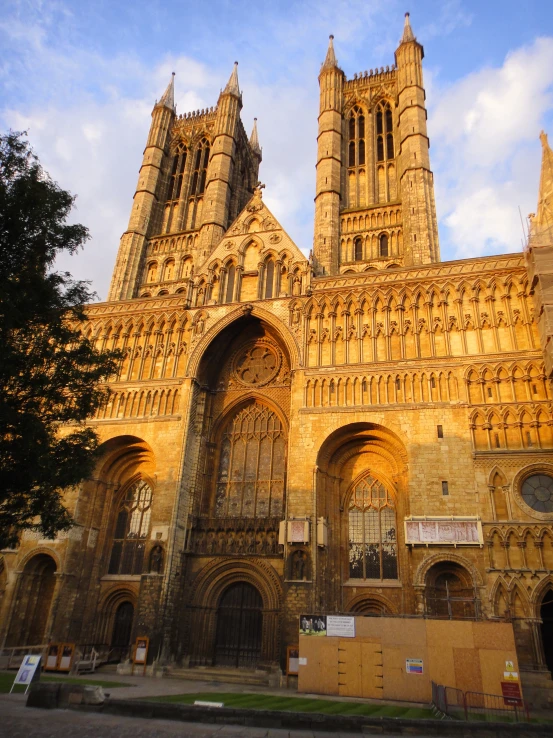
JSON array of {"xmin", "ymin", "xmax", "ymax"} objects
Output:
[
  {"xmin": 326, "ymin": 616, "xmax": 355, "ymax": 638},
  {"xmin": 405, "ymin": 518, "xmax": 482, "ymax": 545}
]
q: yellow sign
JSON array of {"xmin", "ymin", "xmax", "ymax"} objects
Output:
[{"xmin": 503, "ymin": 671, "xmax": 519, "ymax": 681}]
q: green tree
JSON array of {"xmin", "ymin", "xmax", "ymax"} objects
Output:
[{"xmin": 0, "ymin": 131, "xmax": 120, "ymax": 548}]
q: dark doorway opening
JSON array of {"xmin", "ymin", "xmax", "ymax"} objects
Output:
[
  {"xmin": 215, "ymin": 582, "xmax": 262, "ymax": 668},
  {"xmin": 541, "ymin": 589, "xmax": 553, "ymax": 674},
  {"xmin": 6, "ymin": 554, "xmax": 57, "ymax": 646},
  {"xmin": 110, "ymin": 601, "xmax": 134, "ymax": 662}
]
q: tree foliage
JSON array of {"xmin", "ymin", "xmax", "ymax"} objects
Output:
[{"xmin": 0, "ymin": 131, "xmax": 120, "ymax": 548}]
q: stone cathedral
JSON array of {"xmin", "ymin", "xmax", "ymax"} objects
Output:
[{"xmin": 2, "ymin": 14, "xmax": 553, "ymax": 705}]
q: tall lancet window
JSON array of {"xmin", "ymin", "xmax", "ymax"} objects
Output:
[
  {"xmin": 214, "ymin": 402, "xmax": 286, "ymax": 518},
  {"xmin": 164, "ymin": 142, "xmax": 187, "ymax": 233},
  {"xmin": 347, "ymin": 105, "xmax": 366, "ymax": 209},
  {"xmin": 375, "ymin": 102, "xmax": 395, "ymax": 202},
  {"xmin": 348, "ymin": 473, "xmax": 398, "ymax": 580},
  {"xmin": 191, "ymin": 138, "xmax": 210, "ymax": 196},
  {"xmin": 108, "ymin": 480, "xmax": 153, "ymax": 575}
]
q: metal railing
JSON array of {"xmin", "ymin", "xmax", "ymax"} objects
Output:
[
  {"xmin": 0, "ymin": 644, "xmax": 49, "ymax": 670},
  {"xmin": 431, "ymin": 682, "xmax": 531, "ymax": 723}
]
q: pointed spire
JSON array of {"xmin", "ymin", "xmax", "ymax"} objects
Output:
[
  {"xmin": 400, "ymin": 12, "xmax": 415, "ymax": 43},
  {"xmin": 223, "ymin": 61, "xmax": 240, "ymax": 96},
  {"xmin": 249, "ymin": 118, "xmax": 262, "ymax": 158},
  {"xmin": 322, "ymin": 34, "xmax": 338, "ymax": 69},
  {"xmin": 157, "ymin": 72, "xmax": 175, "ymax": 111},
  {"xmin": 534, "ymin": 130, "xmax": 553, "ymax": 238}
]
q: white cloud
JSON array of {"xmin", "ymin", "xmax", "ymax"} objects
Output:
[{"xmin": 429, "ymin": 37, "xmax": 553, "ymax": 259}]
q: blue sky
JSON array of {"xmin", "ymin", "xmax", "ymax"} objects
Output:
[{"xmin": 2, "ymin": 0, "xmax": 553, "ymax": 299}]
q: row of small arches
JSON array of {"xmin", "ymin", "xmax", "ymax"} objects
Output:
[
  {"xmin": 304, "ymin": 371, "xmax": 459, "ymax": 408},
  {"xmin": 342, "ymin": 208, "xmax": 402, "ymax": 232},
  {"xmin": 471, "ymin": 407, "xmax": 553, "ymax": 451},
  {"xmin": 466, "ymin": 363, "xmax": 549, "ymax": 404},
  {"xmin": 96, "ymin": 388, "xmax": 181, "ymax": 420}
]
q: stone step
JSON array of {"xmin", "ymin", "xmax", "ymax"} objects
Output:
[{"xmin": 167, "ymin": 666, "xmax": 277, "ymax": 687}]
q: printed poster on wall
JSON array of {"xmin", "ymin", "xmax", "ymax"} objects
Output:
[
  {"xmin": 299, "ymin": 615, "xmax": 327, "ymax": 636},
  {"xmin": 406, "ymin": 658, "xmax": 423, "ymax": 674},
  {"xmin": 326, "ymin": 616, "xmax": 355, "ymax": 638}
]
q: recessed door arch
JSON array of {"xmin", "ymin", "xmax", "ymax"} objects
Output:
[{"xmin": 214, "ymin": 582, "xmax": 263, "ymax": 668}]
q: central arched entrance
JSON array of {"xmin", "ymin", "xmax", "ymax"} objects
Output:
[
  {"xmin": 215, "ymin": 582, "xmax": 262, "ymax": 668},
  {"xmin": 541, "ymin": 589, "xmax": 553, "ymax": 673}
]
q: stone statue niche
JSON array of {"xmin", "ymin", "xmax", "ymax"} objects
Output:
[
  {"xmin": 289, "ymin": 548, "xmax": 310, "ymax": 581},
  {"xmin": 149, "ymin": 544, "xmax": 164, "ymax": 574}
]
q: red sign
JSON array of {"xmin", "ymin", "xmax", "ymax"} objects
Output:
[{"xmin": 501, "ymin": 681, "xmax": 523, "ymax": 706}]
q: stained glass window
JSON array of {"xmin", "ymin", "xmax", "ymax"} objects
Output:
[
  {"xmin": 108, "ymin": 480, "xmax": 153, "ymax": 575},
  {"xmin": 215, "ymin": 403, "xmax": 286, "ymax": 518},
  {"xmin": 521, "ymin": 474, "xmax": 553, "ymax": 513},
  {"xmin": 348, "ymin": 474, "xmax": 398, "ymax": 580}
]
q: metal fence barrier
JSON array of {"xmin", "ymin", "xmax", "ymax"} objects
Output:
[{"xmin": 431, "ymin": 681, "xmax": 531, "ymax": 722}]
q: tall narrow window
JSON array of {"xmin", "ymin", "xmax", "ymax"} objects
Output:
[
  {"xmin": 375, "ymin": 103, "xmax": 394, "ymax": 166},
  {"xmin": 348, "ymin": 141, "xmax": 355, "ymax": 167},
  {"xmin": 215, "ymin": 401, "xmax": 286, "ymax": 518},
  {"xmin": 191, "ymin": 138, "xmax": 210, "ymax": 197},
  {"xmin": 225, "ymin": 264, "xmax": 236, "ymax": 303},
  {"xmin": 348, "ymin": 474, "xmax": 397, "ymax": 580},
  {"xmin": 379, "ymin": 233, "xmax": 389, "ymax": 257},
  {"xmin": 164, "ymin": 142, "xmax": 187, "ymax": 233},
  {"xmin": 347, "ymin": 105, "xmax": 366, "ymax": 208},
  {"xmin": 108, "ymin": 480, "xmax": 153, "ymax": 575},
  {"xmin": 264, "ymin": 259, "xmax": 275, "ymax": 299},
  {"xmin": 354, "ymin": 237, "xmax": 363, "ymax": 261}
]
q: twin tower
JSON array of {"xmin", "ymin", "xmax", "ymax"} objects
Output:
[{"xmin": 108, "ymin": 14, "xmax": 440, "ymax": 302}]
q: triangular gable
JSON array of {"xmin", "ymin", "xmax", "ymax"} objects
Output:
[{"xmin": 196, "ymin": 186, "xmax": 308, "ymax": 277}]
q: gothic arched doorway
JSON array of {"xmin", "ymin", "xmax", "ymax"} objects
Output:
[
  {"xmin": 110, "ymin": 601, "xmax": 134, "ymax": 661},
  {"xmin": 541, "ymin": 589, "xmax": 553, "ymax": 673},
  {"xmin": 6, "ymin": 554, "xmax": 57, "ymax": 646},
  {"xmin": 215, "ymin": 582, "xmax": 262, "ymax": 667}
]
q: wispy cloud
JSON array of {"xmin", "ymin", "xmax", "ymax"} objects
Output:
[{"xmin": 429, "ymin": 36, "xmax": 553, "ymax": 258}]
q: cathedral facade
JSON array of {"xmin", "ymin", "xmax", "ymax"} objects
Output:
[{"xmin": 2, "ymin": 14, "xmax": 553, "ymax": 704}]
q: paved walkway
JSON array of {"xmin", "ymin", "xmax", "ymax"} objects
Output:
[{"xmin": 0, "ymin": 693, "xmax": 382, "ymax": 738}]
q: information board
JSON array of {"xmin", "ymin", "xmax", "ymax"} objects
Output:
[
  {"xmin": 10, "ymin": 655, "xmax": 41, "ymax": 693},
  {"xmin": 501, "ymin": 681, "xmax": 523, "ymax": 706}
]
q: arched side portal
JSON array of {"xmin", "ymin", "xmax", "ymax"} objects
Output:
[{"xmin": 6, "ymin": 553, "xmax": 57, "ymax": 647}]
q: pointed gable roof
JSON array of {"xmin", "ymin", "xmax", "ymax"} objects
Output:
[{"xmin": 196, "ymin": 185, "xmax": 308, "ymax": 279}]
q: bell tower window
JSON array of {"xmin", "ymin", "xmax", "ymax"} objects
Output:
[
  {"xmin": 347, "ymin": 105, "xmax": 367, "ymax": 209},
  {"xmin": 379, "ymin": 233, "xmax": 389, "ymax": 257},
  {"xmin": 354, "ymin": 237, "xmax": 363, "ymax": 261},
  {"xmin": 164, "ymin": 142, "xmax": 187, "ymax": 233}
]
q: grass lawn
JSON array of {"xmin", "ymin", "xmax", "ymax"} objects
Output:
[
  {"xmin": 0, "ymin": 671, "xmax": 132, "ymax": 694},
  {"xmin": 146, "ymin": 691, "xmax": 436, "ymax": 719}
]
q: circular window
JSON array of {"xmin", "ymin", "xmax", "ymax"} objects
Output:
[
  {"xmin": 232, "ymin": 342, "xmax": 281, "ymax": 387},
  {"xmin": 521, "ymin": 474, "xmax": 553, "ymax": 513}
]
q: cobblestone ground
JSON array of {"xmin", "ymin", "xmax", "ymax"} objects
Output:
[{"xmin": 0, "ymin": 695, "xmax": 374, "ymax": 738}]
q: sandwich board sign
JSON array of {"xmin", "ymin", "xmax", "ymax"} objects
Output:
[{"xmin": 10, "ymin": 654, "xmax": 41, "ymax": 693}]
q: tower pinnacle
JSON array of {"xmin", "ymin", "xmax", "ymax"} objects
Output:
[
  {"xmin": 157, "ymin": 72, "xmax": 175, "ymax": 111},
  {"xmin": 534, "ymin": 130, "xmax": 553, "ymax": 237},
  {"xmin": 249, "ymin": 118, "xmax": 262, "ymax": 159},
  {"xmin": 223, "ymin": 61, "xmax": 240, "ymax": 96},
  {"xmin": 322, "ymin": 34, "xmax": 338, "ymax": 68},
  {"xmin": 400, "ymin": 12, "xmax": 415, "ymax": 43}
]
